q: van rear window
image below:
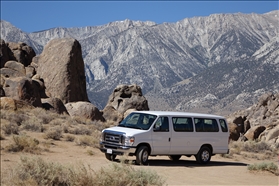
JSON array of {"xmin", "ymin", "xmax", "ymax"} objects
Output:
[
  {"xmin": 194, "ymin": 118, "xmax": 219, "ymax": 132},
  {"xmin": 172, "ymin": 117, "xmax": 193, "ymax": 132},
  {"xmin": 219, "ymin": 119, "xmax": 228, "ymax": 132}
]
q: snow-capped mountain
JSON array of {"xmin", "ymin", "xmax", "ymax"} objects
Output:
[{"xmin": 1, "ymin": 10, "xmax": 278, "ymax": 114}]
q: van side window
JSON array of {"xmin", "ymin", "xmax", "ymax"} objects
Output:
[
  {"xmin": 219, "ymin": 119, "xmax": 228, "ymax": 132},
  {"xmin": 172, "ymin": 117, "xmax": 193, "ymax": 132},
  {"xmin": 194, "ymin": 118, "xmax": 219, "ymax": 132},
  {"xmin": 153, "ymin": 117, "xmax": 169, "ymax": 132}
]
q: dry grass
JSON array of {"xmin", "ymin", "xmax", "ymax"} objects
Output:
[
  {"xmin": 43, "ymin": 126, "xmax": 63, "ymax": 140},
  {"xmin": 74, "ymin": 135, "xmax": 97, "ymax": 147},
  {"xmin": 248, "ymin": 162, "xmax": 278, "ymax": 175},
  {"xmin": 5, "ymin": 135, "xmax": 41, "ymax": 154},
  {"xmin": 2, "ymin": 156, "xmax": 165, "ymax": 186},
  {"xmin": 224, "ymin": 140, "xmax": 279, "ymax": 160},
  {"xmin": 1, "ymin": 120, "xmax": 19, "ymax": 135}
]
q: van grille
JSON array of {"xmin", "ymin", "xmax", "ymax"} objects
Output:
[{"xmin": 103, "ymin": 131, "xmax": 124, "ymax": 144}]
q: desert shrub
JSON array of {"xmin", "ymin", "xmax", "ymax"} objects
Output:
[
  {"xmin": 44, "ymin": 126, "xmax": 62, "ymax": 140},
  {"xmin": 73, "ymin": 116, "xmax": 92, "ymax": 125},
  {"xmin": 75, "ymin": 135, "xmax": 97, "ymax": 147},
  {"xmin": 228, "ymin": 140, "xmax": 279, "ymax": 160},
  {"xmin": 48, "ymin": 118, "xmax": 64, "ymax": 127},
  {"xmin": 64, "ymin": 134, "xmax": 75, "ymax": 142},
  {"xmin": 1, "ymin": 109, "xmax": 27, "ymax": 126},
  {"xmin": 229, "ymin": 140, "xmax": 277, "ymax": 154},
  {"xmin": 68, "ymin": 125, "xmax": 93, "ymax": 135},
  {"xmin": 247, "ymin": 162, "xmax": 278, "ymax": 175},
  {"xmin": 5, "ymin": 135, "xmax": 41, "ymax": 154},
  {"xmin": 3, "ymin": 156, "xmax": 165, "ymax": 186},
  {"xmin": 242, "ymin": 140, "xmax": 273, "ymax": 153},
  {"xmin": 29, "ymin": 108, "xmax": 56, "ymax": 124},
  {"xmin": 94, "ymin": 163, "xmax": 165, "ymax": 186},
  {"xmin": 20, "ymin": 117, "xmax": 43, "ymax": 132},
  {"xmin": 1, "ymin": 120, "xmax": 19, "ymax": 135}
]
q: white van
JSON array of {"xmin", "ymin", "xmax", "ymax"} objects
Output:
[{"xmin": 99, "ymin": 111, "xmax": 229, "ymax": 165}]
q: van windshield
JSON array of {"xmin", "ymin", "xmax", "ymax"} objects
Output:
[{"xmin": 118, "ymin": 113, "xmax": 157, "ymax": 130}]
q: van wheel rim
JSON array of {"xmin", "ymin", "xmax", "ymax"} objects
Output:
[
  {"xmin": 201, "ymin": 151, "xmax": 209, "ymax": 162},
  {"xmin": 142, "ymin": 151, "xmax": 148, "ymax": 162}
]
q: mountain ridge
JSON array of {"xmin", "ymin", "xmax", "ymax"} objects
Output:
[{"xmin": 1, "ymin": 10, "xmax": 278, "ymax": 114}]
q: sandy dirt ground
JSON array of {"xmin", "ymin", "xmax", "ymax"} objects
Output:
[{"xmin": 1, "ymin": 131, "xmax": 278, "ymax": 186}]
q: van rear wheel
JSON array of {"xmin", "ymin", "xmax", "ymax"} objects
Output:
[
  {"xmin": 168, "ymin": 155, "xmax": 181, "ymax": 161},
  {"xmin": 136, "ymin": 146, "xmax": 149, "ymax": 165},
  {"xmin": 196, "ymin": 146, "xmax": 211, "ymax": 164},
  {"xmin": 105, "ymin": 153, "xmax": 116, "ymax": 161}
]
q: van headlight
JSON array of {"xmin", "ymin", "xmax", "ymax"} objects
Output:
[
  {"xmin": 124, "ymin": 136, "xmax": 135, "ymax": 146},
  {"xmin": 100, "ymin": 132, "xmax": 104, "ymax": 142}
]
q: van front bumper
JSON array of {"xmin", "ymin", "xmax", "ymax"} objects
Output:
[{"xmin": 99, "ymin": 141, "xmax": 137, "ymax": 155}]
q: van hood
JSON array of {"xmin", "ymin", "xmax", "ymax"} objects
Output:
[{"xmin": 103, "ymin": 126, "xmax": 147, "ymax": 136}]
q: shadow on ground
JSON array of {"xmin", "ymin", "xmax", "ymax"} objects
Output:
[{"xmin": 115, "ymin": 158, "xmax": 247, "ymax": 167}]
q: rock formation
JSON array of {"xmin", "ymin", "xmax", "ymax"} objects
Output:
[
  {"xmin": 65, "ymin": 101, "xmax": 105, "ymax": 121},
  {"xmin": 227, "ymin": 92, "xmax": 279, "ymax": 146},
  {"xmin": 0, "ymin": 39, "xmax": 149, "ymax": 123},
  {"xmin": 0, "ymin": 39, "xmax": 36, "ymax": 68},
  {"xmin": 102, "ymin": 84, "xmax": 149, "ymax": 122},
  {"xmin": 36, "ymin": 38, "xmax": 88, "ymax": 104}
]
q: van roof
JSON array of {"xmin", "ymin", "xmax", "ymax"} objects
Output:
[{"xmin": 132, "ymin": 110, "xmax": 225, "ymax": 119}]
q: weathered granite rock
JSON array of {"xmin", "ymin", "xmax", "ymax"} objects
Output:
[
  {"xmin": 42, "ymin": 97, "xmax": 69, "ymax": 115},
  {"xmin": 65, "ymin": 101, "xmax": 104, "ymax": 121},
  {"xmin": 36, "ymin": 38, "xmax": 88, "ymax": 104},
  {"xmin": 3, "ymin": 76, "xmax": 42, "ymax": 107}
]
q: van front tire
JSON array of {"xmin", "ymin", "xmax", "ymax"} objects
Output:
[
  {"xmin": 196, "ymin": 146, "xmax": 211, "ymax": 164},
  {"xmin": 136, "ymin": 146, "xmax": 149, "ymax": 165}
]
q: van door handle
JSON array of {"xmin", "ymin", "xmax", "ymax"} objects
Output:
[{"xmin": 169, "ymin": 138, "xmax": 171, "ymax": 142}]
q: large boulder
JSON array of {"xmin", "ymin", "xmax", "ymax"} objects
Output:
[
  {"xmin": 229, "ymin": 123, "xmax": 240, "ymax": 141},
  {"xmin": 104, "ymin": 84, "xmax": 149, "ymax": 114},
  {"xmin": 0, "ymin": 60, "xmax": 26, "ymax": 78},
  {"xmin": 36, "ymin": 38, "xmax": 88, "ymax": 104},
  {"xmin": 6, "ymin": 42, "xmax": 36, "ymax": 66},
  {"xmin": 3, "ymin": 76, "xmax": 42, "ymax": 107},
  {"xmin": 0, "ymin": 97, "xmax": 34, "ymax": 110},
  {"xmin": 243, "ymin": 125, "xmax": 266, "ymax": 141},
  {"xmin": 65, "ymin": 101, "xmax": 104, "ymax": 121},
  {"xmin": 102, "ymin": 106, "xmax": 123, "ymax": 123},
  {"xmin": 265, "ymin": 125, "xmax": 279, "ymax": 142},
  {"xmin": 0, "ymin": 39, "xmax": 10, "ymax": 68},
  {"xmin": 102, "ymin": 84, "xmax": 149, "ymax": 122},
  {"xmin": 42, "ymin": 98, "xmax": 69, "ymax": 115}
]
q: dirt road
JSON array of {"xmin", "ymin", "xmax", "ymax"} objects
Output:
[{"xmin": 1, "ymin": 133, "xmax": 278, "ymax": 185}]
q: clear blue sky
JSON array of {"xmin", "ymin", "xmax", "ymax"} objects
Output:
[{"xmin": 1, "ymin": 1, "xmax": 278, "ymax": 33}]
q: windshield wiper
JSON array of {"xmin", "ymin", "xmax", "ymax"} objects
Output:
[{"xmin": 129, "ymin": 125, "xmax": 143, "ymax": 130}]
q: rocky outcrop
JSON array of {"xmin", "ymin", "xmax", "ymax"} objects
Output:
[
  {"xmin": 102, "ymin": 106, "xmax": 123, "ymax": 123},
  {"xmin": 3, "ymin": 76, "xmax": 42, "ymax": 107},
  {"xmin": 243, "ymin": 126, "xmax": 266, "ymax": 141},
  {"xmin": 0, "ymin": 39, "xmax": 150, "ymax": 122},
  {"xmin": 104, "ymin": 84, "xmax": 149, "ymax": 114},
  {"xmin": 0, "ymin": 39, "xmax": 10, "ymax": 68},
  {"xmin": 102, "ymin": 84, "xmax": 149, "ymax": 122},
  {"xmin": 42, "ymin": 98, "xmax": 69, "ymax": 115},
  {"xmin": 36, "ymin": 38, "xmax": 88, "ymax": 104},
  {"xmin": 227, "ymin": 92, "xmax": 279, "ymax": 145},
  {"xmin": 0, "ymin": 60, "xmax": 26, "ymax": 78},
  {"xmin": 65, "ymin": 102, "xmax": 104, "ymax": 121},
  {"xmin": 0, "ymin": 40, "xmax": 36, "ymax": 67}
]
